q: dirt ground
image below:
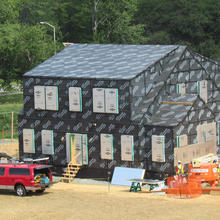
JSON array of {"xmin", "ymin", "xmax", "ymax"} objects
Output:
[
  {"xmin": 0, "ymin": 142, "xmax": 220, "ymax": 220},
  {"xmin": 0, "ymin": 140, "xmax": 19, "ymax": 158},
  {"xmin": 0, "ymin": 182, "xmax": 219, "ymax": 220}
]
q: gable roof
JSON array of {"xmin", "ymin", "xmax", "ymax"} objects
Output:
[
  {"xmin": 24, "ymin": 44, "xmax": 178, "ymax": 80},
  {"xmin": 149, "ymin": 94, "xmax": 198, "ymax": 127}
]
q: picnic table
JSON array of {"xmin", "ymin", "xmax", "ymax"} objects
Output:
[{"xmin": 128, "ymin": 179, "xmax": 164, "ymax": 192}]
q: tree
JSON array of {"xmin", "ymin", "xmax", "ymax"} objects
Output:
[
  {"xmin": 0, "ymin": 0, "xmax": 19, "ymax": 24},
  {"xmin": 91, "ymin": 0, "xmax": 146, "ymax": 44},
  {"xmin": 53, "ymin": 0, "xmax": 146, "ymax": 44},
  {"xmin": 0, "ymin": 24, "xmax": 55, "ymax": 87},
  {"xmin": 137, "ymin": 0, "xmax": 220, "ymax": 58},
  {"xmin": 53, "ymin": 0, "xmax": 93, "ymax": 43},
  {"xmin": 17, "ymin": 0, "xmax": 58, "ymax": 26}
]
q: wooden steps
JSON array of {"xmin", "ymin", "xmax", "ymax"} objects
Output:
[{"xmin": 61, "ymin": 162, "xmax": 82, "ymax": 183}]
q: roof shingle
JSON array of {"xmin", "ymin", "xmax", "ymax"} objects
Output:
[{"xmin": 24, "ymin": 44, "xmax": 178, "ymax": 79}]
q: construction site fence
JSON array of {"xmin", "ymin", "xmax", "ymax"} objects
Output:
[
  {"xmin": 0, "ymin": 111, "xmax": 19, "ymax": 140},
  {"xmin": 167, "ymin": 176, "xmax": 202, "ymax": 199}
]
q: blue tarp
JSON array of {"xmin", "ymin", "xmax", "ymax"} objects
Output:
[{"xmin": 111, "ymin": 167, "xmax": 145, "ymax": 186}]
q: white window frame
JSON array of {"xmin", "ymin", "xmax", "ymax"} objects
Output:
[
  {"xmin": 152, "ymin": 135, "xmax": 165, "ymax": 162},
  {"xmin": 23, "ymin": 129, "xmax": 35, "ymax": 153},
  {"xmin": 42, "ymin": 130, "xmax": 54, "ymax": 155},
  {"xmin": 100, "ymin": 133, "xmax": 114, "ymax": 160},
  {"xmin": 69, "ymin": 87, "xmax": 82, "ymax": 112},
  {"xmin": 93, "ymin": 88, "xmax": 119, "ymax": 114},
  {"xmin": 121, "ymin": 135, "xmax": 134, "ymax": 161},
  {"xmin": 34, "ymin": 85, "xmax": 59, "ymax": 111}
]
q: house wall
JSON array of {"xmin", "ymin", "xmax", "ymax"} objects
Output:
[
  {"xmin": 143, "ymin": 126, "xmax": 174, "ymax": 175},
  {"xmin": 19, "ymin": 76, "xmax": 145, "ymax": 172},
  {"xmin": 130, "ymin": 46, "xmax": 186, "ymax": 124},
  {"xmin": 18, "ymin": 46, "xmax": 220, "ymax": 177},
  {"xmin": 165, "ymin": 48, "xmax": 220, "ymax": 153},
  {"xmin": 142, "ymin": 99, "xmax": 215, "ymax": 176},
  {"xmin": 173, "ymin": 99, "xmax": 215, "ymax": 147}
]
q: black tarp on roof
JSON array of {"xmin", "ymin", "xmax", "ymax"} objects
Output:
[{"xmin": 24, "ymin": 44, "xmax": 178, "ymax": 80}]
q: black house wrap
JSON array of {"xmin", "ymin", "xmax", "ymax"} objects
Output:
[{"xmin": 18, "ymin": 44, "xmax": 220, "ymax": 177}]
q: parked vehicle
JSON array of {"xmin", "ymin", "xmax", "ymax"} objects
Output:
[{"xmin": 0, "ymin": 163, "xmax": 52, "ymax": 196}]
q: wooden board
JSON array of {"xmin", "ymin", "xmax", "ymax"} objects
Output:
[
  {"xmin": 73, "ymin": 134, "xmax": 82, "ymax": 165},
  {"xmin": 177, "ymin": 135, "xmax": 188, "ymax": 147},
  {"xmin": 162, "ymin": 101, "xmax": 193, "ymax": 106},
  {"xmin": 42, "ymin": 130, "xmax": 54, "ymax": 155},
  {"xmin": 100, "ymin": 133, "xmax": 113, "ymax": 160},
  {"xmin": 197, "ymin": 122, "xmax": 216, "ymax": 144},
  {"xmin": 82, "ymin": 134, "xmax": 88, "ymax": 165},
  {"xmin": 93, "ymin": 88, "xmax": 105, "ymax": 113},
  {"xmin": 34, "ymin": 86, "xmax": 45, "ymax": 110},
  {"xmin": 152, "ymin": 135, "xmax": 165, "ymax": 162},
  {"xmin": 69, "ymin": 87, "xmax": 82, "ymax": 112},
  {"xmin": 23, "ymin": 129, "xmax": 35, "ymax": 153},
  {"xmin": 105, "ymin": 88, "xmax": 119, "ymax": 114},
  {"xmin": 66, "ymin": 133, "xmax": 71, "ymax": 163},
  {"xmin": 174, "ymin": 140, "xmax": 216, "ymax": 166},
  {"xmin": 45, "ymin": 86, "xmax": 58, "ymax": 110},
  {"xmin": 121, "ymin": 135, "xmax": 134, "ymax": 161}
]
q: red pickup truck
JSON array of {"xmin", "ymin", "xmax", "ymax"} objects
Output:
[{"xmin": 0, "ymin": 163, "xmax": 52, "ymax": 196}]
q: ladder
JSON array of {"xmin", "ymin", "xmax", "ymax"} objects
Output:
[{"xmin": 61, "ymin": 162, "xmax": 82, "ymax": 183}]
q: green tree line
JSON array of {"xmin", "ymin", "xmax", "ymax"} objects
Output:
[{"xmin": 0, "ymin": 0, "xmax": 219, "ymax": 87}]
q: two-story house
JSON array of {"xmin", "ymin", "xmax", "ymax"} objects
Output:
[{"xmin": 18, "ymin": 44, "xmax": 220, "ymax": 177}]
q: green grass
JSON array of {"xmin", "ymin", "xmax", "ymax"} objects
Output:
[
  {"xmin": 0, "ymin": 103, "xmax": 23, "ymax": 113},
  {"xmin": 0, "ymin": 94, "xmax": 23, "ymax": 139}
]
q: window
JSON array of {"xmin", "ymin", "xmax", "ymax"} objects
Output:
[
  {"xmin": 152, "ymin": 135, "xmax": 165, "ymax": 162},
  {"xmin": 100, "ymin": 134, "xmax": 113, "ymax": 160},
  {"xmin": 0, "ymin": 167, "xmax": 5, "ymax": 176},
  {"xmin": 197, "ymin": 122, "xmax": 216, "ymax": 144},
  {"xmin": 197, "ymin": 80, "xmax": 208, "ymax": 103},
  {"xmin": 23, "ymin": 129, "xmax": 35, "ymax": 153},
  {"xmin": 93, "ymin": 88, "xmax": 119, "ymax": 114},
  {"xmin": 42, "ymin": 130, "xmax": 54, "ymax": 155},
  {"xmin": 121, "ymin": 135, "xmax": 134, "ymax": 161},
  {"xmin": 176, "ymin": 135, "xmax": 188, "ymax": 148},
  {"xmin": 176, "ymin": 83, "xmax": 186, "ymax": 95},
  {"xmin": 69, "ymin": 87, "xmax": 82, "ymax": 112},
  {"xmin": 34, "ymin": 86, "xmax": 59, "ymax": 111},
  {"xmin": 9, "ymin": 168, "xmax": 30, "ymax": 176},
  {"xmin": 45, "ymin": 86, "xmax": 59, "ymax": 110},
  {"xmin": 34, "ymin": 86, "xmax": 45, "ymax": 110}
]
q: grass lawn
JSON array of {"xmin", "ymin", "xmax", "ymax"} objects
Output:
[
  {"xmin": 0, "ymin": 94, "xmax": 23, "ymax": 139},
  {"xmin": 0, "ymin": 103, "xmax": 23, "ymax": 113}
]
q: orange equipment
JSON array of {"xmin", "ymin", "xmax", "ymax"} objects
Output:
[{"xmin": 188, "ymin": 163, "xmax": 219, "ymax": 187}]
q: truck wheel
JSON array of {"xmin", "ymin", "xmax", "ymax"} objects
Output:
[{"xmin": 15, "ymin": 185, "xmax": 27, "ymax": 197}]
